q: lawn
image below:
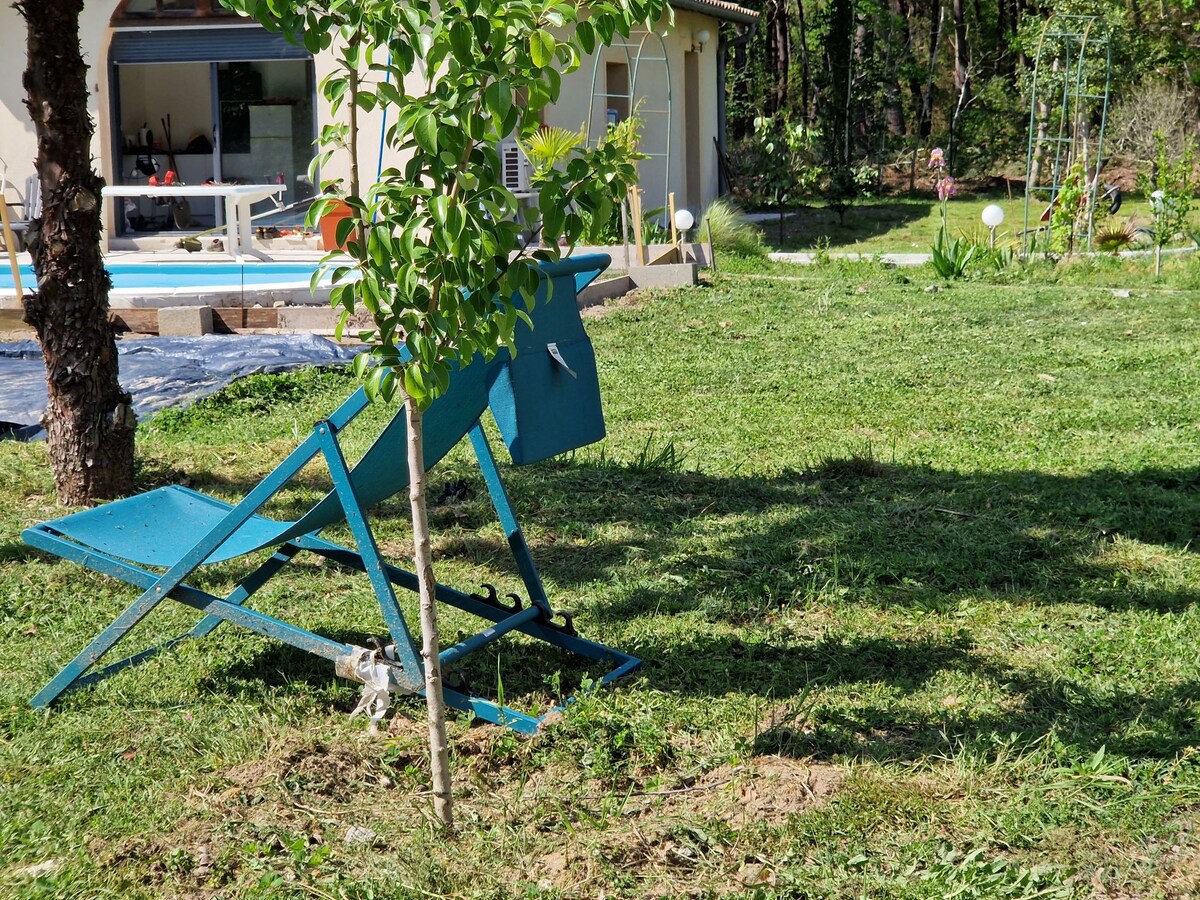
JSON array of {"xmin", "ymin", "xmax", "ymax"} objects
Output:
[
  {"xmin": 759, "ymin": 194, "xmax": 1160, "ymax": 257},
  {"xmin": 3, "ymin": 259, "xmax": 1200, "ymax": 898}
]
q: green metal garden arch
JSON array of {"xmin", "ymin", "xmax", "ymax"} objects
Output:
[{"xmin": 585, "ymin": 30, "xmax": 673, "ymax": 218}]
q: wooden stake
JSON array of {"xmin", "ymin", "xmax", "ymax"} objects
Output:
[
  {"xmin": 704, "ymin": 214, "xmax": 717, "ymax": 274},
  {"xmin": 668, "ymin": 191, "xmax": 678, "ymax": 247},
  {"xmin": 620, "ymin": 197, "xmax": 630, "ymax": 271},
  {"xmin": 0, "ymin": 177, "xmax": 23, "ymax": 303},
  {"xmin": 630, "ymin": 188, "xmax": 645, "ymax": 267}
]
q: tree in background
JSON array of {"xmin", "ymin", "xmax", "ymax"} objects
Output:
[
  {"xmin": 223, "ymin": 0, "xmax": 664, "ymax": 828},
  {"xmin": 1137, "ymin": 131, "xmax": 1198, "ymax": 277},
  {"xmin": 16, "ymin": 1, "xmax": 135, "ymax": 505},
  {"xmin": 722, "ymin": 0, "xmax": 1197, "ymax": 190}
]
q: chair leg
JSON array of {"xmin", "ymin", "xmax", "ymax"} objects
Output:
[
  {"xmin": 31, "ymin": 585, "xmax": 170, "ymax": 708},
  {"xmin": 468, "ymin": 423, "xmax": 554, "ymax": 617},
  {"xmin": 188, "ymin": 545, "xmax": 301, "ymax": 640},
  {"xmin": 315, "ymin": 421, "xmax": 424, "ymax": 687}
]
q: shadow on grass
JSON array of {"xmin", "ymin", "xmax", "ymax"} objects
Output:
[
  {"xmin": 503, "ymin": 455, "xmax": 1200, "ymax": 761},
  {"xmin": 0, "ymin": 541, "xmax": 40, "ymax": 563},
  {"xmin": 747, "ymin": 639, "xmax": 1200, "ymax": 763},
  {"xmin": 766, "ymin": 200, "xmax": 933, "ymax": 252},
  {"xmin": 507, "ymin": 456, "xmax": 1200, "ymax": 616},
  {"xmin": 29, "ymin": 451, "xmax": 1200, "ymax": 763}
]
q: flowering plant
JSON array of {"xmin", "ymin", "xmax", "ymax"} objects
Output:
[{"xmin": 928, "ymin": 147, "xmax": 975, "ymax": 278}]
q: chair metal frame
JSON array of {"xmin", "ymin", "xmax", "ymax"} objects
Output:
[{"xmin": 24, "ymin": 255, "xmax": 636, "ymax": 733}]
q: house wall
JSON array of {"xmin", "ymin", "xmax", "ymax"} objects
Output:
[
  {"xmin": 314, "ymin": 10, "xmax": 724, "ymax": 220},
  {"xmin": 0, "ymin": 2, "xmax": 122, "ymax": 228}
]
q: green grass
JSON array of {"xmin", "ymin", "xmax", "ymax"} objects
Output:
[
  {"xmin": 759, "ymin": 194, "xmax": 1164, "ymax": 257},
  {"xmin": 5, "ymin": 262, "xmax": 1200, "ymax": 897}
]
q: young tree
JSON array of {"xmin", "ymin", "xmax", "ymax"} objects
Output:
[
  {"xmin": 223, "ymin": 0, "xmax": 665, "ymax": 828},
  {"xmin": 16, "ymin": 1, "xmax": 136, "ymax": 504},
  {"xmin": 1138, "ymin": 130, "xmax": 1198, "ymax": 277}
]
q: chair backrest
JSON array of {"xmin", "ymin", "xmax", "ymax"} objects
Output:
[
  {"xmin": 277, "ymin": 253, "xmax": 611, "ymax": 542},
  {"xmin": 22, "ymin": 176, "xmax": 42, "ymax": 222}
]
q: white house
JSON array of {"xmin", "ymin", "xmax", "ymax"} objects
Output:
[{"xmin": 0, "ymin": 0, "xmax": 755, "ymax": 239}]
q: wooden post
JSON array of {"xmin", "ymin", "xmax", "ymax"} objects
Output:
[
  {"xmin": 630, "ymin": 188, "xmax": 645, "ymax": 266},
  {"xmin": 704, "ymin": 214, "xmax": 717, "ymax": 274},
  {"xmin": 620, "ymin": 197, "xmax": 631, "ymax": 271},
  {"xmin": 0, "ymin": 179, "xmax": 22, "ymax": 305},
  {"xmin": 668, "ymin": 191, "xmax": 678, "ymax": 247}
]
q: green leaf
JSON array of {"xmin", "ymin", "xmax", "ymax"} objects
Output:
[
  {"xmin": 414, "ymin": 112, "xmax": 439, "ymax": 155},
  {"xmin": 449, "ymin": 20, "xmax": 474, "ymax": 63},
  {"xmin": 404, "ymin": 364, "xmax": 427, "ymax": 405},
  {"xmin": 335, "ymin": 215, "xmax": 357, "ymax": 249},
  {"xmin": 484, "ymin": 80, "xmax": 512, "ymax": 124},
  {"xmin": 530, "ymin": 29, "xmax": 555, "ymax": 67},
  {"xmin": 429, "ymin": 195, "xmax": 450, "ymax": 227},
  {"xmin": 576, "ymin": 20, "xmax": 596, "ymax": 55}
]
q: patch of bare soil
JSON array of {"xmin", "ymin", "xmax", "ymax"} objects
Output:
[
  {"xmin": 1140, "ymin": 823, "xmax": 1200, "ymax": 900},
  {"xmin": 1089, "ymin": 819, "xmax": 1200, "ymax": 899},
  {"xmin": 605, "ymin": 758, "xmax": 840, "ymax": 894},
  {"xmin": 222, "ymin": 737, "xmax": 397, "ymax": 804},
  {"xmin": 631, "ymin": 755, "xmax": 842, "ymax": 828},
  {"xmin": 580, "ymin": 287, "xmax": 652, "ymax": 319},
  {"xmin": 87, "ymin": 820, "xmax": 217, "ymax": 890}
]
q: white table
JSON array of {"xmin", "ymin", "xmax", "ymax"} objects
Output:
[{"xmin": 103, "ymin": 184, "xmax": 286, "ymax": 260}]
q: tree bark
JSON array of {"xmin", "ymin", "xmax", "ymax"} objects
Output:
[
  {"xmin": 769, "ymin": 0, "xmax": 790, "ymax": 114},
  {"xmin": 951, "ymin": 0, "xmax": 971, "ymax": 106},
  {"xmin": 920, "ymin": 1, "xmax": 943, "ymax": 139},
  {"xmin": 882, "ymin": 3, "xmax": 907, "ymax": 138},
  {"xmin": 405, "ymin": 395, "xmax": 453, "ymax": 829},
  {"xmin": 796, "ymin": 0, "xmax": 813, "ymax": 124},
  {"xmin": 17, "ymin": 1, "xmax": 135, "ymax": 505}
]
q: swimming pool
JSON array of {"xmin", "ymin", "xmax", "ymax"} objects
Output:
[
  {"xmin": 0, "ymin": 260, "xmax": 337, "ymax": 308},
  {"xmin": 1, "ymin": 261, "xmax": 332, "ymax": 292}
]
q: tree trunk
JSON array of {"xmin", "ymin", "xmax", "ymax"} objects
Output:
[
  {"xmin": 405, "ymin": 395, "xmax": 453, "ymax": 829},
  {"xmin": 951, "ymin": 0, "xmax": 971, "ymax": 105},
  {"xmin": 17, "ymin": 0, "xmax": 135, "ymax": 505},
  {"xmin": 882, "ymin": 4, "xmax": 907, "ymax": 137},
  {"xmin": 796, "ymin": 0, "xmax": 812, "ymax": 124},
  {"xmin": 920, "ymin": 1, "xmax": 943, "ymax": 139},
  {"xmin": 769, "ymin": 0, "xmax": 790, "ymax": 114}
]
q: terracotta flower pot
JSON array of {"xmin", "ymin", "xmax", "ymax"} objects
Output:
[{"xmin": 319, "ymin": 201, "xmax": 354, "ymax": 252}]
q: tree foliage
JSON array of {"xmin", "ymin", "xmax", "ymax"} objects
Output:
[
  {"xmin": 726, "ymin": 0, "xmax": 1199, "ymax": 181},
  {"xmin": 223, "ymin": 0, "xmax": 662, "ymax": 407}
]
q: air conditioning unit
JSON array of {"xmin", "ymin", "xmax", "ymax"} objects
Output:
[{"xmin": 501, "ymin": 141, "xmax": 531, "ymax": 192}]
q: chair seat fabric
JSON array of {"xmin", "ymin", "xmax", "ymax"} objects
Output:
[{"xmin": 39, "ymin": 485, "xmax": 291, "ymax": 567}]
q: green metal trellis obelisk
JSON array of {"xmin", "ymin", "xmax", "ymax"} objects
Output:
[{"xmin": 1023, "ymin": 14, "xmax": 1113, "ymax": 256}]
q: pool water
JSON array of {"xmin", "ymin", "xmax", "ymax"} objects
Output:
[{"xmin": 0, "ymin": 261, "xmax": 329, "ymax": 292}]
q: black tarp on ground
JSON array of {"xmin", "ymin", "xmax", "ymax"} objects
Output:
[{"xmin": 1, "ymin": 334, "xmax": 360, "ymax": 440}]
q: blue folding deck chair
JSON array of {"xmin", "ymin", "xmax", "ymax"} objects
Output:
[{"xmin": 23, "ymin": 254, "xmax": 635, "ymax": 733}]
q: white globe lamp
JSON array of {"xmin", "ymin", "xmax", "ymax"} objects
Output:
[
  {"xmin": 674, "ymin": 208, "xmax": 695, "ymax": 240},
  {"xmin": 981, "ymin": 204, "xmax": 1005, "ymax": 247}
]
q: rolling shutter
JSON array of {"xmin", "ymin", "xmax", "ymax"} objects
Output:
[{"xmin": 110, "ymin": 26, "xmax": 309, "ymax": 64}]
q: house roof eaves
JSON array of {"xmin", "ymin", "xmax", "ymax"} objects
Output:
[{"xmin": 669, "ymin": 0, "xmax": 759, "ymax": 26}]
